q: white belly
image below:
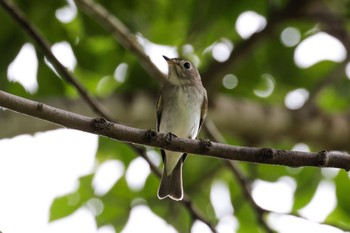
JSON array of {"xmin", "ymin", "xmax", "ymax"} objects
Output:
[
  {"xmin": 159, "ymin": 88, "xmax": 201, "ymax": 139},
  {"xmin": 159, "ymin": 86, "xmax": 202, "ymax": 174}
]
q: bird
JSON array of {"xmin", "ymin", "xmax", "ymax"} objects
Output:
[{"xmin": 156, "ymin": 55, "xmax": 207, "ymax": 201}]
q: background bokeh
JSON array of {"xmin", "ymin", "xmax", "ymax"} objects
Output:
[{"xmin": 1, "ymin": 0, "xmax": 350, "ymax": 232}]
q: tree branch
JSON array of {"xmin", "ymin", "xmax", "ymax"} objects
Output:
[
  {"xmin": 205, "ymin": 120, "xmax": 350, "ymax": 232},
  {"xmin": 2, "ymin": 92, "xmax": 350, "ymax": 151},
  {"xmin": 0, "ymin": 0, "xmax": 111, "ymax": 120},
  {"xmin": 74, "ymin": 0, "xmax": 166, "ymax": 83},
  {"xmin": 204, "ymin": 120, "xmax": 274, "ymax": 233},
  {"xmin": 0, "ymin": 1, "xmax": 217, "ymax": 229},
  {"xmin": 181, "ymin": 196, "xmax": 218, "ymax": 232},
  {"xmin": 1, "ymin": 90, "xmax": 350, "ymax": 171},
  {"xmin": 225, "ymin": 161, "xmax": 275, "ymax": 232},
  {"xmin": 132, "ymin": 146, "xmax": 218, "ymax": 232},
  {"xmin": 64, "ymin": 0, "xmax": 350, "ymax": 151}
]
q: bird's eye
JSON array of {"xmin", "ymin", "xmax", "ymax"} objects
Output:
[{"xmin": 183, "ymin": 62, "xmax": 191, "ymax": 69}]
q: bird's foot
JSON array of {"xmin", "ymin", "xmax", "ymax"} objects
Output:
[
  {"xmin": 200, "ymin": 138, "xmax": 212, "ymax": 152},
  {"xmin": 165, "ymin": 132, "xmax": 177, "ymax": 143}
]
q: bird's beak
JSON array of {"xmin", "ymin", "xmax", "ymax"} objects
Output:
[
  {"xmin": 163, "ymin": 55, "xmax": 175, "ymax": 67},
  {"xmin": 162, "ymin": 55, "xmax": 170, "ymax": 62}
]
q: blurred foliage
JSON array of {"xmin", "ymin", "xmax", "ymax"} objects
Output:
[{"xmin": 1, "ymin": 0, "xmax": 350, "ymax": 232}]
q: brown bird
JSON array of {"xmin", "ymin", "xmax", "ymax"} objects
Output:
[{"xmin": 156, "ymin": 56, "xmax": 207, "ymax": 201}]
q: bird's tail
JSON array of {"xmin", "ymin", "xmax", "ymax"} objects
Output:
[{"xmin": 157, "ymin": 159, "xmax": 184, "ymax": 201}]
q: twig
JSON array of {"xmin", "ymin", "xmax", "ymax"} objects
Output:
[
  {"xmin": 225, "ymin": 161, "xmax": 274, "ymax": 232},
  {"xmin": 204, "ymin": 120, "xmax": 274, "ymax": 233},
  {"xmin": 1, "ymin": 1, "xmax": 350, "ymax": 231},
  {"xmin": 135, "ymin": 143, "xmax": 217, "ymax": 232},
  {"xmin": 0, "ymin": 1, "xmax": 217, "ymax": 229},
  {"xmin": 1, "ymin": 90, "xmax": 350, "ymax": 170},
  {"xmin": 0, "ymin": 0, "xmax": 112, "ymax": 120},
  {"xmin": 135, "ymin": 146, "xmax": 162, "ymax": 178},
  {"xmin": 182, "ymin": 196, "xmax": 218, "ymax": 233},
  {"xmin": 204, "ymin": 119, "xmax": 350, "ymax": 232},
  {"xmin": 74, "ymin": 0, "xmax": 166, "ymax": 83},
  {"xmin": 72, "ymin": 0, "xmax": 217, "ymax": 228}
]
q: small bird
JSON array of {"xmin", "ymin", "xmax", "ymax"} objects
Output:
[{"xmin": 157, "ymin": 55, "xmax": 207, "ymax": 201}]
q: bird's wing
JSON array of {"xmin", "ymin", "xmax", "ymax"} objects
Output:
[
  {"xmin": 198, "ymin": 90, "xmax": 208, "ymax": 134},
  {"xmin": 156, "ymin": 91, "xmax": 163, "ymax": 132}
]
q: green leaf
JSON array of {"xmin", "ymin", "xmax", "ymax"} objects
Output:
[
  {"xmin": 5, "ymin": 81, "xmax": 33, "ymax": 98},
  {"xmin": 73, "ymin": 66, "xmax": 104, "ymax": 94},
  {"xmin": 191, "ymin": 180, "xmax": 218, "ymax": 225},
  {"xmin": 96, "ymin": 75, "xmax": 121, "ymax": 97},
  {"xmin": 324, "ymin": 171, "xmax": 350, "ymax": 230},
  {"xmin": 139, "ymin": 172, "xmax": 159, "ymax": 200},
  {"xmin": 335, "ymin": 171, "xmax": 350, "ymax": 213},
  {"xmin": 96, "ymin": 137, "xmax": 136, "ymax": 166},
  {"xmin": 36, "ymin": 56, "xmax": 65, "ymax": 97},
  {"xmin": 74, "ymin": 35, "xmax": 123, "ymax": 77},
  {"xmin": 227, "ymin": 174, "xmax": 261, "ymax": 233},
  {"xmin": 326, "ymin": 207, "xmax": 350, "ymax": 231},
  {"xmin": 317, "ymin": 86, "xmax": 350, "ymax": 112},
  {"xmin": 150, "ymin": 199, "xmax": 192, "ymax": 233},
  {"xmin": 236, "ymin": 203, "xmax": 262, "ymax": 233},
  {"xmin": 146, "ymin": 174, "xmax": 192, "ymax": 233},
  {"xmin": 292, "ymin": 168, "xmax": 321, "ymax": 211},
  {"xmin": 49, "ymin": 192, "xmax": 81, "ymax": 222},
  {"xmin": 50, "ymin": 174, "xmax": 95, "ymax": 221},
  {"xmin": 255, "ymin": 164, "xmax": 289, "ymax": 182},
  {"xmin": 185, "ymin": 156, "xmax": 222, "ymax": 189},
  {"xmin": 97, "ymin": 177, "xmax": 134, "ymax": 231}
]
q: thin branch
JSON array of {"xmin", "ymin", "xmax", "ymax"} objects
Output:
[
  {"xmin": 0, "ymin": 0, "xmax": 111, "ymax": 120},
  {"xmin": 48, "ymin": 1, "xmax": 350, "ymax": 231},
  {"xmin": 1, "ymin": 90, "xmax": 350, "ymax": 171},
  {"xmin": 1, "ymin": 4, "xmax": 349, "ymax": 232},
  {"xmin": 64, "ymin": 0, "xmax": 350, "ymax": 151},
  {"xmin": 205, "ymin": 120, "xmax": 350, "ymax": 232},
  {"xmin": 204, "ymin": 120, "xmax": 274, "ymax": 233},
  {"xmin": 136, "ymin": 147, "xmax": 162, "ymax": 178},
  {"xmin": 225, "ymin": 161, "xmax": 274, "ymax": 232},
  {"xmin": 181, "ymin": 196, "xmax": 218, "ymax": 233},
  {"xmin": 3, "ymin": 93, "xmax": 350, "ymax": 150},
  {"xmin": 0, "ymin": 1, "xmax": 216, "ymax": 229},
  {"xmin": 134, "ymin": 142, "xmax": 217, "ymax": 232},
  {"xmin": 74, "ymin": 0, "xmax": 166, "ymax": 83},
  {"xmin": 69, "ymin": 0, "xmax": 216, "ymax": 223}
]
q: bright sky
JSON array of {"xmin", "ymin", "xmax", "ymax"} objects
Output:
[{"xmin": 1, "ymin": 5, "xmax": 349, "ymax": 233}]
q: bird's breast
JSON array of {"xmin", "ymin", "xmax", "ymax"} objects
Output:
[{"xmin": 159, "ymin": 86, "xmax": 202, "ymax": 139}]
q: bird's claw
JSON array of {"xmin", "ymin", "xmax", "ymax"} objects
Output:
[
  {"xmin": 200, "ymin": 138, "xmax": 212, "ymax": 152},
  {"xmin": 165, "ymin": 132, "xmax": 177, "ymax": 143}
]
